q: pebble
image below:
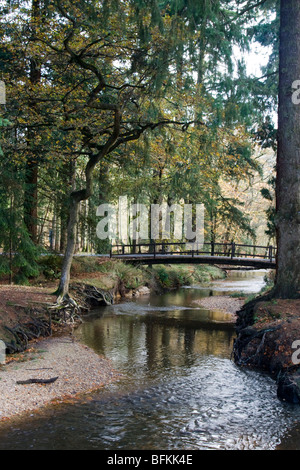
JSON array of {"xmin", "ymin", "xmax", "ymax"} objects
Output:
[{"xmin": 192, "ymin": 296, "xmax": 244, "ymax": 315}]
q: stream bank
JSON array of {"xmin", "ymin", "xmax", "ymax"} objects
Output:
[{"xmin": 234, "ymin": 297, "xmax": 300, "ymax": 404}]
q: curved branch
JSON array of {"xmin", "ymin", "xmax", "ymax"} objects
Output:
[
  {"xmin": 108, "ymin": 119, "xmax": 207, "ymax": 153},
  {"xmin": 71, "ymin": 107, "xmax": 121, "ymax": 203}
]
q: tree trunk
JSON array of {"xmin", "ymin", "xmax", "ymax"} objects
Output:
[
  {"xmin": 24, "ymin": 0, "xmax": 41, "ymax": 243},
  {"xmin": 56, "ymin": 196, "xmax": 79, "ymax": 300},
  {"xmin": 24, "ymin": 161, "xmax": 38, "ymax": 243},
  {"xmin": 60, "ymin": 159, "xmax": 76, "ymax": 253},
  {"xmin": 60, "ymin": 213, "xmax": 67, "ymax": 253},
  {"xmin": 273, "ymin": 0, "xmax": 300, "ymax": 298}
]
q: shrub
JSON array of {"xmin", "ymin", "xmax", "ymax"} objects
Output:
[{"xmin": 38, "ymin": 255, "xmax": 63, "ymax": 280}]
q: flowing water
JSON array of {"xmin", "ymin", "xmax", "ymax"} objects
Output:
[{"xmin": 1, "ymin": 270, "xmax": 300, "ymax": 450}]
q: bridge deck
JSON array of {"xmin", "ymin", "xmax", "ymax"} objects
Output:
[{"xmin": 110, "ymin": 253, "xmax": 276, "ymax": 269}]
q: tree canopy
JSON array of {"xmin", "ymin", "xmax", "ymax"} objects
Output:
[{"xmin": 0, "ymin": 0, "xmax": 282, "ymax": 296}]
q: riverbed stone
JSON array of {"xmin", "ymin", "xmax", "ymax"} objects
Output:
[{"xmin": 134, "ymin": 286, "xmax": 151, "ymax": 297}]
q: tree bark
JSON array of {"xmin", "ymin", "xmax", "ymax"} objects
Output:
[
  {"xmin": 273, "ymin": 0, "xmax": 300, "ymax": 298},
  {"xmin": 24, "ymin": 161, "xmax": 38, "ymax": 243},
  {"xmin": 24, "ymin": 0, "xmax": 41, "ymax": 243},
  {"xmin": 56, "ymin": 196, "xmax": 79, "ymax": 300}
]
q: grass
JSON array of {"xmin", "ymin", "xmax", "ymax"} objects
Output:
[
  {"xmin": 76, "ymin": 259, "xmax": 227, "ymax": 293},
  {"xmin": 110, "ymin": 261, "xmax": 146, "ymax": 290},
  {"xmin": 230, "ymin": 291, "xmax": 246, "ymax": 298}
]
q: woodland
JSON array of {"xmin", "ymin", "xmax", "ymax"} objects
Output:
[{"xmin": 0, "ymin": 0, "xmax": 298, "ymax": 301}]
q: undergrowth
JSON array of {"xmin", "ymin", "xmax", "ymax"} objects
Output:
[{"xmin": 13, "ymin": 254, "xmax": 227, "ymax": 294}]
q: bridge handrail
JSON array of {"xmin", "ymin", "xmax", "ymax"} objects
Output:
[{"xmin": 110, "ymin": 241, "xmax": 276, "ymax": 262}]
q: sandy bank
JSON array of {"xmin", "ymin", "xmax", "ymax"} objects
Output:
[
  {"xmin": 0, "ymin": 337, "xmax": 122, "ymax": 421},
  {"xmin": 192, "ymin": 295, "xmax": 245, "ymax": 315}
]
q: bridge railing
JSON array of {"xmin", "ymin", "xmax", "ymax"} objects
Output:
[{"xmin": 110, "ymin": 242, "xmax": 276, "ymax": 262}]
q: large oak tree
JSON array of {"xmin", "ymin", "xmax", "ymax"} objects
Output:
[{"xmin": 273, "ymin": 0, "xmax": 300, "ymax": 298}]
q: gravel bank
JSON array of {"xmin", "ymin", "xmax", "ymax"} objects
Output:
[
  {"xmin": 0, "ymin": 337, "xmax": 122, "ymax": 421},
  {"xmin": 193, "ymin": 295, "xmax": 245, "ymax": 316}
]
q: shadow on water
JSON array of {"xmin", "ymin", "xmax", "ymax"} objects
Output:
[{"xmin": 1, "ymin": 270, "xmax": 300, "ymax": 450}]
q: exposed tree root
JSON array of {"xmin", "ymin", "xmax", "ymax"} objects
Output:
[
  {"xmin": 2, "ymin": 283, "xmax": 114, "ymax": 356},
  {"xmin": 71, "ymin": 283, "xmax": 114, "ymax": 308},
  {"xmin": 49, "ymin": 294, "xmax": 83, "ymax": 325},
  {"xmin": 4, "ymin": 315, "xmax": 52, "ymax": 355},
  {"xmin": 235, "ymin": 291, "xmax": 273, "ymax": 332},
  {"xmin": 49, "ymin": 283, "xmax": 114, "ymax": 325},
  {"xmin": 233, "ymin": 325, "xmax": 280, "ymax": 368}
]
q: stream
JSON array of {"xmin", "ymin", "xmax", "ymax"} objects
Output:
[{"xmin": 1, "ymin": 270, "xmax": 300, "ymax": 450}]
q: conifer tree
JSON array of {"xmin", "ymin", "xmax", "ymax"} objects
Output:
[
  {"xmin": 0, "ymin": 159, "xmax": 40, "ymax": 284},
  {"xmin": 272, "ymin": 0, "xmax": 300, "ymax": 298}
]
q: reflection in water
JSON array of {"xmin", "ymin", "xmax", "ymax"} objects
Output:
[
  {"xmin": 79, "ymin": 312, "xmax": 235, "ymax": 380},
  {"xmin": 0, "ymin": 270, "xmax": 300, "ymax": 450},
  {"xmin": 184, "ymin": 269, "xmax": 269, "ymax": 295}
]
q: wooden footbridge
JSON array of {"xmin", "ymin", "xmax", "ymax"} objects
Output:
[{"xmin": 109, "ymin": 241, "xmax": 276, "ymax": 270}]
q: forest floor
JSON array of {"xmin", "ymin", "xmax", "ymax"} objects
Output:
[{"xmin": 0, "ymin": 284, "xmax": 56, "ymax": 340}]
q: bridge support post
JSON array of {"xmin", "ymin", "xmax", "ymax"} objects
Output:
[{"xmin": 269, "ymin": 245, "xmax": 273, "ymax": 262}]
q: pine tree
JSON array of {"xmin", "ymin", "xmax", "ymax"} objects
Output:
[
  {"xmin": 0, "ymin": 161, "xmax": 40, "ymax": 284},
  {"xmin": 272, "ymin": 0, "xmax": 300, "ymax": 298}
]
